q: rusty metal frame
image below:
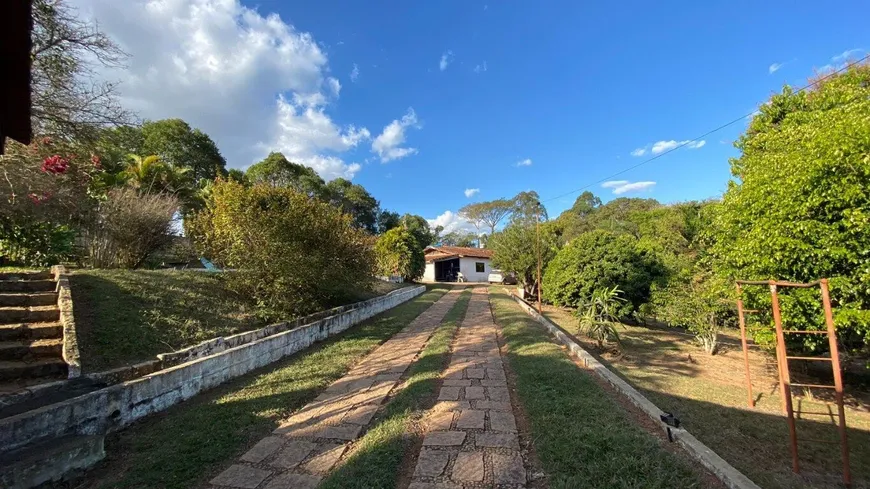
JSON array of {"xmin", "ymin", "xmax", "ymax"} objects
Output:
[{"xmin": 735, "ymin": 279, "xmax": 851, "ymax": 487}]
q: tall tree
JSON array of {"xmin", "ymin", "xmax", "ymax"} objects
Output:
[
  {"xmin": 326, "ymin": 178, "xmax": 380, "ymax": 234},
  {"xmin": 377, "ymin": 210, "xmax": 401, "ymax": 234},
  {"xmin": 459, "ymin": 199, "xmax": 514, "ymax": 236},
  {"xmin": 401, "ymin": 214, "xmax": 440, "ymax": 248},
  {"xmin": 141, "ymin": 119, "xmax": 226, "ymax": 181},
  {"xmin": 510, "ymin": 191, "xmax": 548, "ymax": 226},
  {"xmin": 440, "ymin": 230, "xmax": 478, "ymax": 247},
  {"xmin": 31, "ymin": 0, "xmax": 134, "ymax": 141},
  {"xmin": 246, "ymin": 152, "xmax": 326, "ymax": 198},
  {"xmin": 489, "ymin": 224, "xmax": 559, "ymax": 296}
]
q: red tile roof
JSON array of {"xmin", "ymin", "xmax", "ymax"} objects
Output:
[{"xmin": 424, "ymin": 246, "xmax": 493, "ymax": 262}]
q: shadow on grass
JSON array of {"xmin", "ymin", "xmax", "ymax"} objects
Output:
[
  {"xmin": 51, "ymin": 287, "xmax": 450, "ymax": 489},
  {"xmin": 493, "ymin": 289, "xmax": 869, "ymax": 489},
  {"xmin": 319, "ymin": 288, "xmax": 474, "ymax": 489}
]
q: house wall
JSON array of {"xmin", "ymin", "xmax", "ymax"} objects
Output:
[
  {"xmin": 423, "ymin": 262, "xmax": 436, "ymax": 282},
  {"xmin": 459, "ymin": 257, "xmax": 492, "ymax": 282}
]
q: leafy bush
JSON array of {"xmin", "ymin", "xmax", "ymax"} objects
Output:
[
  {"xmin": 543, "ymin": 230, "xmax": 661, "ymax": 315},
  {"xmin": 650, "ymin": 274, "xmax": 734, "ymax": 355},
  {"xmin": 188, "ymin": 180, "xmax": 375, "ymax": 318},
  {"xmin": 1, "ymin": 139, "xmax": 98, "ymax": 266},
  {"xmin": 577, "ymin": 286, "xmax": 626, "ymax": 351},
  {"xmin": 708, "ymin": 63, "xmax": 870, "ymax": 353},
  {"xmin": 375, "ymin": 227, "xmax": 424, "ymax": 281},
  {"xmin": 82, "ymin": 188, "xmax": 180, "ymax": 268}
]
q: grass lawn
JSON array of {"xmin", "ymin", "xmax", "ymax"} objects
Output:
[
  {"xmin": 52, "ymin": 286, "xmax": 448, "ymax": 489},
  {"xmin": 541, "ymin": 301, "xmax": 870, "ymax": 489},
  {"xmin": 320, "ymin": 287, "xmax": 473, "ymax": 489},
  {"xmin": 70, "ymin": 269, "xmax": 407, "ymax": 371},
  {"xmin": 489, "ymin": 287, "xmax": 711, "ymax": 489}
]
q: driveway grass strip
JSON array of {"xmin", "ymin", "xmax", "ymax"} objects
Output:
[
  {"xmin": 489, "ymin": 287, "xmax": 707, "ymax": 489},
  {"xmin": 60, "ymin": 286, "xmax": 448, "ymax": 489},
  {"xmin": 319, "ymin": 287, "xmax": 473, "ymax": 489}
]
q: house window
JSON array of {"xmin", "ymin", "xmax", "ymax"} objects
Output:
[{"xmin": 475, "ymin": 262, "xmax": 485, "ymax": 273}]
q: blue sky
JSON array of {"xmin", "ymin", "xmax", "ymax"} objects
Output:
[{"xmin": 75, "ymin": 0, "xmax": 868, "ymax": 232}]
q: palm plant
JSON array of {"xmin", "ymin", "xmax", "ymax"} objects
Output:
[{"xmin": 577, "ymin": 286, "xmax": 626, "ymax": 351}]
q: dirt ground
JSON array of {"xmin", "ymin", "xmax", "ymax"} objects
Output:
[{"xmin": 543, "ymin": 304, "xmax": 870, "ymax": 489}]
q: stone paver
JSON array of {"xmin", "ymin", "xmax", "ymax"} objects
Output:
[
  {"xmin": 208, "ymin": 289, "xmax": 463, "ymax": 489},
  {"xmin": 409, "ymin": 287, "xmax": 528, "ymax": 488}
]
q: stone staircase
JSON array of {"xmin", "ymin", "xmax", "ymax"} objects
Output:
[{"xmin": 0, "ymin": 271, "xmax": 66, "ymax": 389}]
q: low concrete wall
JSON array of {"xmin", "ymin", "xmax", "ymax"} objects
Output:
[
  {"xmin": 0, "ymin": 285, "xmax": 424, "ymax": 455},
  {"xmin": 507, "ymin": 292, "xmax": 761, "ymax": 489},
  {"xmin": 52, "ymin": 265, "xmax": 81, "ymax": 379}
]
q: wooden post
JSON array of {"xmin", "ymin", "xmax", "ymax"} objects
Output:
[
  {"xmin": 769, "ymin": 282, "xmax": 800, "ymax": 474},
  {"xmin": 820, "ymin": 279, "xmax": 851, "ymax": 487},
  {"xmin": 735, "ymin": 283, "xmax": 755, "ymax": 408}
]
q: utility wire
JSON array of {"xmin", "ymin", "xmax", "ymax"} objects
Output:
[{"xmin": 541, "ymin": 53, "xmax": 870, "ymax": 205}]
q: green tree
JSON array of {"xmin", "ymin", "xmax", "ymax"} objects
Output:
[
  {"xmin": 376, "ymin": 210, "xmax": 401, "ymax": 234},
  {"xmin": 187, "ymin": 180, "xmax": 374, "ymax": 318},
  {"xmin": 400, "ymin": 214, "xmax": 440, "ymax": 248},
  {"xmin": 490, "ymin": 223, "xmax": 559, "ymax": 296},
  {"xmin": 326, "ymin": 178, "xmax": 380, "ymax": 234},
  {"xmin": 459, "ymin": 199, "xmax": 514, "ymax": 236},
  {"xmin": 123, "ymin": 154, "xmax": 193, "ymax": 199},
  {"xmin": 650, "ymin": 273, "xmax": 733, "ymax": 355},
  {"xmin": 375, "ymin": 227, "xmax": 425, "ymax": 281},
  {"xmin": 140, "ymin": 119, "xmax": 226, "ymax": 181},
  {"xmin": 245, "ymin": 152, "xmax": 326, "ymax": 198},
  {"xmin": 226, "ymin": 169, "xmax": 249, "ymax": 185},
  {"xmin": 440, "ymin": 230, "xmax": 478, "ymax": 247},
  {"xmin": 543, "ymin": 230, "xmax": 662, "ymax": 315},
  {"xmin": 509, "ymin": 191, "xmax": 548, "ymax": 226},
  {"xmin": 709, "ymin": 64, "xmax": 870, "ymax": 352}
]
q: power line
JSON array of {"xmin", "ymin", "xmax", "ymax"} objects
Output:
[{"xmin": 541, "ymin": 53, "xmax": 870, "ymax": 205}]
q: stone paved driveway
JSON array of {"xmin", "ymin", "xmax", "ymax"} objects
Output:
[
  {"xmin": 409, "ymin": 287, "xmax": 528, "ymax": 488},
  {"xmin": 208, "ymin": 288, "xmax": 463, "ymax": 489}
]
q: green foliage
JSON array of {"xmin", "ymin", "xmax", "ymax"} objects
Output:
[
  {"xmin": 0, "ymin": 222, "xmax": 75, "ymax": 267},
  {"xmin": 543, "ymin": 230, "xmax": 661, "ymax": 315},
  {"xmin": 326, "ymin": 178, "xmax": 380, "ymax": 234},
  {"xmin": 577, "ymin": 286, "xmax": 626, "ymax": 351},
  {"xmin": 246, "ymin": 152, "xmax": 327, "ymax": 198},
  {"xmin": 509, "ymin": 190, "xmax": 547, "ymax": 226},
  {"xmin": 400, "ymin": 213, "xmax": 439, "ymax": 247},
  {"xmin": 651, "ymin": 273, "xmax": 734, "ymax": 354},
  {"xmin": 459, "ymin": 198, "xmax": 515, "ymax": 235},
  {"xmin": 188, "ymin": 180, "xmax": 375, "ymax": 318},
  {"xmin": 376, "ymin": 210, "xmax": 401, "ymax": 234},
  {"xmin": 140, "ymin": 119, "xmax": 227, "ymax": 181},
  {"xmin": 374, "ymin": 227, "xmax": 425, "ymax": 281},
  {"xmin": 709, "ymin": 64, "xmax": 870, "ymax": 353},
  {"xmin": 440, "ymin": 230, "xmax": 478, "ymax": 247},
  {"xmin": 489, "ymin": 223, "xmax": 558, "ymax": 295}
]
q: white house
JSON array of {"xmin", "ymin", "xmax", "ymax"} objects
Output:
[{"xmin": 422, "ymin": 246, "xmax": 493, "ymax": 282}]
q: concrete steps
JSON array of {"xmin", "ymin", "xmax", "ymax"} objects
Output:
[
  {"xmin": 0, "ymin": 435, "xmax": 105, "ymax": 489},
  {"xmin": 0, "ymin": 272, "xmax": 66, "ymax": 383}
]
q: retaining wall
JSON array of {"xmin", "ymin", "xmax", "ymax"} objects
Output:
[
  {"xmin": 507, "ymin": 292, "xmax": 761, "ymax": 489},
  {"xmin": 0, "ymin": 285, "xmax": 424, "ymax": 454}
]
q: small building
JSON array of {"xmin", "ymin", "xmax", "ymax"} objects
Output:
[{"xmin": 422, "ymin": 246, "xmax": 493, "ymax": 282}]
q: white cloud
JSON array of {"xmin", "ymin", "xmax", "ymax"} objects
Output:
[
  {"xmin": 350, "ymin": 63, "xmax": 359, "ymax": 82},
  {"xmin": 769, "ymin": 62, "xmax": 784, "ymax": 74},
  {"xmin": 464, "ymin": 188, "xmax": 480, "ymax": 198},
  {"xmin": 371, "ymin": 108, "xmax": 420, "ymax": 162},
  {"xmin": 832, "ymin": 48, "xmax": 863, "ymax": 63},
  {"xmin": 473, "ymin": 61, "xmax": 488, "ymax": 73},
  {"xmin": 631, "ymin": 139, "xmax": 706, "ymax": 155},
  {"xmin": 428, "ymin": 210, "xmax": 478, "ymax": 234},
  {"xmin": 439, "ymin": 50, "xmax": 454, "ymax": 71},
  {"xmin": 515, "ymin": 158, "xmax": 532, "ymax": 167},
  {"xmin": 70, "ymin": 0, "xmax": 371, "ymax": 180},
  {"xmin": 601, "ymin": 180, "xmax": 657, "ymax": 195}
]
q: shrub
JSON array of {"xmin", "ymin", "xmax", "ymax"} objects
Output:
[
  {"xmin": 543, "ymin": 230, "xmax": 661, "ymax": 315},
  {"xmin": 650, "ymin": 274, "xmax": 734, "ymax": 355},
  {"xmin": 489, "ymin": 223, "xmax": 559, "ymax": 297},
  {"xmin": 577, "ymin": 286, "xmax": 626, "ymax": 351},
  {"xmin": 82, "ymin": 188, "xmax": 179, "ymax": 268},
  {"xmin": 375, "ymin": 227, "xmax": 424, "ymax": 281},
  {"xmin": 709, "ymin": 63, "xmax": 870, "ymax": 353},
  {"xmin": 188, "ymin": 180, "xmax": 375, "ymax": 318}
]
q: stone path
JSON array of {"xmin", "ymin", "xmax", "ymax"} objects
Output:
[
  {"xmin": 209, "ymin": 288, "xmax": 463, "ymax": 489},
  {"xmin": 409, "ymin": 287, "xmax": 527, "ymax": 489}
]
